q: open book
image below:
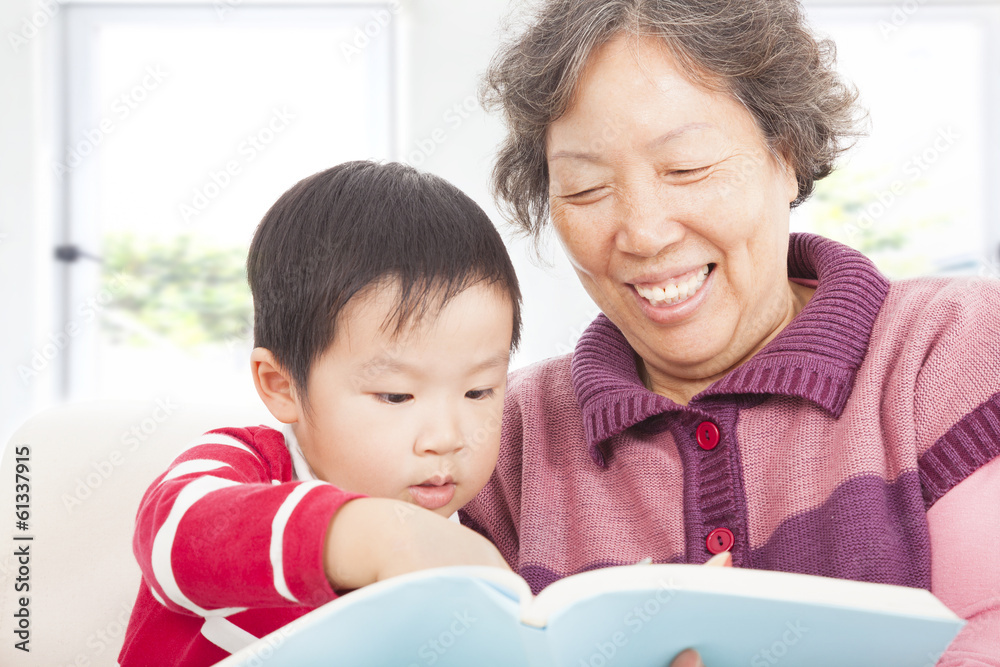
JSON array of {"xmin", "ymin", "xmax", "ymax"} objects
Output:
[{"xmin": 216, "ymin": 564, "xmax": 963, "ymax": 667}]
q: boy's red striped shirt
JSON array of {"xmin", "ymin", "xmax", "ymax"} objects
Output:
[{"xmin": 119, "ymin": 426, "xmax": 362, "ymax": 666}]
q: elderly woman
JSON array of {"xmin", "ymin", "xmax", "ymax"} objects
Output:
[{"xmin": 460, "ymin": 0, "xmax": 1000, "ymax": 664}]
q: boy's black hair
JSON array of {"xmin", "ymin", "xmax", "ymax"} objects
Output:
[{"xmin": 247, "ymin": 160, "xmax": 522, "ymax": 399}]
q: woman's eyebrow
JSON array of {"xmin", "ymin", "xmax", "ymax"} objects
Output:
[
  {"xmin": 549, "ymin": 122, "xmax": 712, "ymax": 162},
  {"xmin": 548, "ymin": 149, "xmax": 604, "ymax": 163},
  {"xmin": 644, "ymin": 122, "xmax": 712, "ymax": 151}
]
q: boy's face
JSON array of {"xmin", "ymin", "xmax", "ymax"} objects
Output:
[{"xmin": 293, "ymin": 282, "xmax": 513, "ymax": 517}]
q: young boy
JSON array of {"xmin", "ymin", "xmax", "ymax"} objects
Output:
[{"xmin": 118, "ymin": 161, "xmax": 522, "ymax": 666}]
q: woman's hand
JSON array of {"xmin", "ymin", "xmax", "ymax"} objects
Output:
[
  {"xmin": 666, "ymin": 551, "xmax": 732, "ymax": 666},
  {"xmin": 670, "ymin": 649, "xmax": 704, "ymax": 667}
]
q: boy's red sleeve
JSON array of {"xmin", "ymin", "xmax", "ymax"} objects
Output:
[{"xmin": 132, "ymin": 426, "xmax": 365, "ymax": 615}]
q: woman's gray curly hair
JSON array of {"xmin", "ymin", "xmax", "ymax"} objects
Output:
[{"xmin": 483, "ymin": 0, "xmax": 865, "ymax": 239}]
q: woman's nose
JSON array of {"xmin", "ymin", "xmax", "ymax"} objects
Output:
[{"xmin": 615, "ymin": 182, "xmax": 684, "ymax": 257}]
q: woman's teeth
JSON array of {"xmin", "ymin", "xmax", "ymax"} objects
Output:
[{"xmin": 635, "ymin": 265, "xmax": 710, "ymax": 307}]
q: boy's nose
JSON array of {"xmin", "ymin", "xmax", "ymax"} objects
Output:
[{"xmin": 415, "ymin": 412, "xmax": 464, "ymax": 456}]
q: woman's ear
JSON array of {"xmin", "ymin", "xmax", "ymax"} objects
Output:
[
  {"xmin": 777, "ymin": 150, "xmax": 799, "ymax": 205},
  {"xmin": 250, "ymin": 347, "xmax": 301, "ymax": 424}
]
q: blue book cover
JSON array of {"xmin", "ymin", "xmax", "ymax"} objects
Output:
[{"xmin": 215, "ymin": 564, "xmax": 963, "ymax": 667}]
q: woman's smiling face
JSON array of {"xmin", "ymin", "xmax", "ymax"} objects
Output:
[{"xmin": 546, "ymin": 34, "xmax": 802, "ymax": 399}]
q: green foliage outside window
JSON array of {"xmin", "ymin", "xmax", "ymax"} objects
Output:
[
  {"xmin": 803, "ymin": 169, "xmax": 951, "ymax": 279},
  {"xmin": 100, "ymin": 232, "xmax": 252, "ymax": 347}
]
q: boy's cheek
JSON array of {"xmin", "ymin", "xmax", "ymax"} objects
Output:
[{"xmin": 464, "ymin": 412, "xmax": 503, "ymax": 456}]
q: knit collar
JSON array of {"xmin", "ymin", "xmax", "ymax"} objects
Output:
[{"xmin": 570, "ymin": 233, "xmax": 890, "ymax": 452}]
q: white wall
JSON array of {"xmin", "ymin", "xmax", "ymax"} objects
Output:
[{"xmin": 397, "ymin": 0, "xmax": 598, "ymax": 371}]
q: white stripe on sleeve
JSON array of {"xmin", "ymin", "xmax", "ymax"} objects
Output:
[
  {"xmin": 186, "ymin": 432, "xmax": 260, "ymax": 458},
  {"xmin": 200, "ymin": 617, "xmax": 259, "ymax": 655},
  {"xmin": 150, "ymin": 586, "xmax": 167, "ymax": 608},
  {"xmin": 150, "ymin": 475, "xmax": 248, "ymax": 617},
  {"xmin": 269, "ymin": 480, "xmax": 328, "ymax": 603},
  {"xmin": 161, "ymin": 459, "xmax": 232, "ymax": 484}
]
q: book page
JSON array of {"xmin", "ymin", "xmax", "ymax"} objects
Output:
[
  {"xmin": 526, "ymin": 563, "xmax": 959, "ymax": 626},
  {"xmin": 527, "ymin": 565, "xmax": 963, "ymax": 667},
  {"xmin": 217, "ymin": 566, "xmax": 534, "ymax": 667}
]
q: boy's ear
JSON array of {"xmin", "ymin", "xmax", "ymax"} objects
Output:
[{"xmin": 250, "ymin": 347, "xmax": 301, "ymax": 424}]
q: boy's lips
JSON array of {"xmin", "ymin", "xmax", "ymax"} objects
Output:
[{"xmin": 409, "ymin": 475, "xmax": 456, "ymax": 510}]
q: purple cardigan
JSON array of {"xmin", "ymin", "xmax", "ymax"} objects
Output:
[{"xmin": 462, "ymin": 234, "xmax": 1000, "ymax": 664}]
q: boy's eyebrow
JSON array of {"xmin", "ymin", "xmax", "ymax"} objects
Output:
[
  {"xmin": 359, "ymin": 351, "xmax": 511, "ymax": 376},
  {"xmin": 471, "ymin": 352, "xmax": 513, "ymax": 372}
]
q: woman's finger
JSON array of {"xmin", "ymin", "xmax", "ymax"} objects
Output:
[
  {"xmin": 669, "ymin": 648, "xmax": 705, "ymax": 667},
  {"xmin": 704, "ymin": 551, "xmax": 732, "ymax": 567}
]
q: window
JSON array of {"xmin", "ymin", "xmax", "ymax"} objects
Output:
[
  {"xmin": 59, "ymin": 3, "xmax": 395, "ymax": 403},
  {"xmin": 794, "ymin": 3, "xmax": 1000, "ymax": 279}
]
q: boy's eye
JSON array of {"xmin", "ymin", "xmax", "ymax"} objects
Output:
[
  {"xmin": 375, "ymin": 393, "xmax": 412, "ymax": 405},
  {"xmin": 465, "ymin": 388, "xmax": 495, "ymax": 400}
]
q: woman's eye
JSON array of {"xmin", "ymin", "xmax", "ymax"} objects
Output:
[
  {"xmin": 671, "ymin": 166, "xmax": 710, "ymax": 178},
  {"xmin": 375, "ymin": 393, "xmax": 412, "ymax": 405},
  {"xmin": 465, "ymin": 388, "xmax": 495, "ymax": 400},
  {"xmin": 562, "ymin": 186, "xmax": 605, "ymax": 202}
]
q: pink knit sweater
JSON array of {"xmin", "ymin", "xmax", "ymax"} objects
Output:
[{"xmin": 461, "ymin": 234, "xmax": 1000, "ymax": 665}]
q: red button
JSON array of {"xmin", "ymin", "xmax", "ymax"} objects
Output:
[
  {"xmin": 706, "ymin": 527, "xmax": 735, "ymax": 554},
  {"xmin": 696, "ymin": 421, "xmax": 720, "ymax": 450}
]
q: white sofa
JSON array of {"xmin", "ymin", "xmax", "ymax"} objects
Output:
[{"xmin": 0, "ymin": 400, "xmax": 274, "ymax": 666}]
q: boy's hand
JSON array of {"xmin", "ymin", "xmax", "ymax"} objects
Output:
[{"xmin": 323, "ymin": 498, "xmax": 511, "ymax": 590}]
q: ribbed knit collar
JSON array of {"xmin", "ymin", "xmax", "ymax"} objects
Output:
[{"xmin": 571, "ymin": 233, "xmax": 890, "ymax": 452}]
